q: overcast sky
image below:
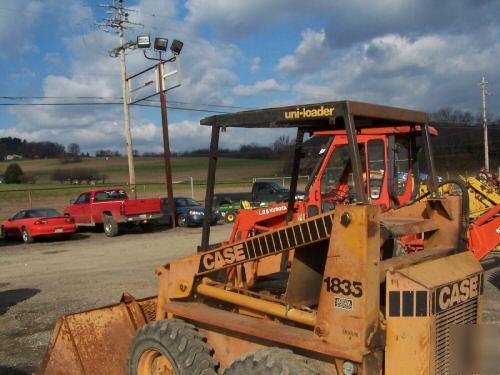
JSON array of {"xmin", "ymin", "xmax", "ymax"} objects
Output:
[{"xmin": 0, "ymin": 0, "xmax": 499, "ymax": 153}]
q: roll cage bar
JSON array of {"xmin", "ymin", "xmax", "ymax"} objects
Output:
[{"xmin": 199, "ymin": 100, "xmax": 436, "ymax": 250}]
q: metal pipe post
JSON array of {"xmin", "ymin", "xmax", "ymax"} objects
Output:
[
  {"xmin": 201, "ymin": 126, "xmax": 220, "ymax": 251},
  {"xmin": 286, "ymin": 128, "xmax": 304, "ymax": 223},
  {"xmin": 344, "ymin": 103, "xmax": 368, "ymax": 204},
  {"xmin": 422, "ymin": 123, "xmax": 438, "ymax": 195},
  {"xmin": 158, "ymin": 62, "xmax": 176, "ymax": 228}
]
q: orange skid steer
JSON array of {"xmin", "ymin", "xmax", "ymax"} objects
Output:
[{"xmin": 42, "ymin": 101, "xmax": 487, "ymax": 374}]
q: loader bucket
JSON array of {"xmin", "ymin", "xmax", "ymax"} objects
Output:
[{"xmin": 40, "ymin": 294, "xmax": 157, "ymax": 375}]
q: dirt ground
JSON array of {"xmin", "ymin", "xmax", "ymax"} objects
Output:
[
  {"xmin": 0, "ymin": 225, "xmax": 498, "ymax": 375},
  {"xmin": 0, "ymin": 224, "xmax": 233, "ymax": 374}
]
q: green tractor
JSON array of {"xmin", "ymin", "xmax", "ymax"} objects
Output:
[{"xmin": 217, "ymin": 200, "xmax": 272, "ymax": 223}]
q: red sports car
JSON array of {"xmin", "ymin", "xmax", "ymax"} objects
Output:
[{"xmin": 1, "ymin": 208, "xmax": 76, "ymax": 243}]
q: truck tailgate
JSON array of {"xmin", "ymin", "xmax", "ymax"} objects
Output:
[{"xmin": 123, "ymin": 198, "xmax": 161, "ymax": 216}]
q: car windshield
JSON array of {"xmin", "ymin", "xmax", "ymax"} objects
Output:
[
  {"xmin": 26, "ymin": 209, "xmax": 62, "ymax": 218},
  {"xmin": 94, "ymin": 190, "xmax": 127, "ymax": 202},
  {"xmin": 175, "ymin": 198, "xmax": 201, "ymax": 207},
  {"xmin": 268, "ymin": 182, "xmax": 287, "ymax": 191}
]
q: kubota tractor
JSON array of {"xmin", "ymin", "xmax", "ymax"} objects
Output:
[{"xmin": 41, "ymin": 101, "xmax": 489, "ymax": 375}]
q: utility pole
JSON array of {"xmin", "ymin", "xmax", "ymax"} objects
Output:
[
  {"xmin": 158, "ymin": 62, "xmax": 176, "ymax": 228},
  {"xmin": 479, "ymin": 77, "xmax": 490, "ymax": 171},
  {"xmin": 98, "ymin": 0, "xmax": 141, "ymax": 197}
]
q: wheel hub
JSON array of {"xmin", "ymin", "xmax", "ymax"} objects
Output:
[{"xmin": 138, "ymin": 349, "xmax": 175, "ymax": 375}]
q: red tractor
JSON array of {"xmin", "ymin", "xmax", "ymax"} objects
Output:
[{"xmin": 199, "ymin": 101, "xmax": 498, "ymax": 266}]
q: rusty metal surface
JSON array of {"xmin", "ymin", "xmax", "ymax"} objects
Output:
[
  {"xmin": 385, "ymin": 251, "xmax": 483, "ymax": 375},
  {"xmin": 380, "ymin": 217, "xmax": 439, "ymax": 237},
  {"xmin": 41, "ymin": 296, "xmax": 157, "ymax": 375},
  {"xmin": 379, "ymin": 246, "xmax": 455, "ymax": 283},
  {"xmin": 196, "ymin": 279, "xmax": 315, "ymax": 326},
  {"xmin": 165, "ymin": 300, "xmax": 364, "ymax": 362},
  {"xmin": 315, "ymin": 205, "xmax": 382, "ymax": 364}
]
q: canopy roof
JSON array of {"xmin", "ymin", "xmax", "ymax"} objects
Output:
[{"xmin": 200, "ymin": 100, "xmax": 429, "ymax": 129}]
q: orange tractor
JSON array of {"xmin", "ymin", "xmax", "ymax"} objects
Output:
[
  {"xmin": 42, "ymin": 101, "xmax": 491, "ymax": 374},
  {"xmin": 205, "ymin": 105, "xmax": 498, "ymax": 263}
]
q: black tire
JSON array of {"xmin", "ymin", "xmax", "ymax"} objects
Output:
[
  {"xmin": 129, "ymin": 319, "xmax": 218, "ymax": 375},
  {"xmin": 224, "ymin": 347, "xmax": 321, "ymax": 375},
  {"xmin": 103, "ymin": 214, "xmax": 119, "ymax": 237},
  {"xmin": 1, "ymin": 226, "xmax": 8, "ymax": 240},
  {"xmin": 225, "ymin": 211, "xmax": 237, "ymax": 223},
  {"xmin": 22, "ymin": 227, "xmax": 34, "ymax": 244},
  {"xmin": 140, "ymin": 222, "xmax": 154, "ymax": 233},
  {"xmin": 177, "ymin": 214, "xmax": 188, "ymax": 227}
]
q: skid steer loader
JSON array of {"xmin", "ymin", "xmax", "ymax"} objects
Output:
[{"xmin": 41, "ymin": 101, "xmax": 486, "ymax": 374}]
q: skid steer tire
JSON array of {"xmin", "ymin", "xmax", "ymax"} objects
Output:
[
  {"xmin": 224, "ymin": 347, "xmax": 321, "ymax": 375},
  {"xmin": 129, "ymin": 319, "xmax": 218, "ymax": 375},
  {"xmin": 103, "ymin": 214, "xmax": 119, "ymax": 237}
]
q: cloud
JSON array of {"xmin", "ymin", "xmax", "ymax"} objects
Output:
[
  {"xmin": 0, "ymin": 1, "xmax": 43, "ymax": 58},
  {"xmin": 4, "ymin": 0, "xmax": 245, "ymax": 153},
  {"xmin": 233, "ymin": 79, "xmax": 288, "ymax": 96},
  {"xmin": 323, "ymin": 0, "xmax": 500, "ymax": 49},
  {"xmin": 276, "ymin": 29, "xmax": 330, "ymax": 77},
  {"xmin": 288, "ymin": 32, "xmax": 500, "ymax": 112},
  {"xmin": 250, "ymin": 57, "xmax": 261, "ymax": 73},
  {"xmin": 185, "ymin": 0, "xmax": 331, "ymax": 39},
  {"xmin": 3, "ymin": 0, "xmax": 500, "ymax": 155}
]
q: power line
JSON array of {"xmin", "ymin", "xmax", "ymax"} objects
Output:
[
  {"xmin": 0, "ymin": 95, "xmax": 254, "ymax": 110},
  {"xmin": 0, "ymin": 101, "xmax": 229, "ymax": 114}
]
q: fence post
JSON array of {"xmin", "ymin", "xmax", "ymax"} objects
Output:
[
  {"xmin": 191, "ymin": 177, "xmax": 194, "ymax": 199},
  {"xmin": 28, "ymin": 191, "xmax": 32, "ymax": 208}
]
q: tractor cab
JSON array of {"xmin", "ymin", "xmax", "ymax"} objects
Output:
[
  {"xmin": 305, "ymin": 125, "xmax": 436, "ymax": 217},
  {"xmin": 199, "ymin": 100, "xmax": 439, "ymax": 248}
]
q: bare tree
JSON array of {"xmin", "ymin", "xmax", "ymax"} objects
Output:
[{"xmin": 67, "ymin": 143, "xmax": 81, "ymax": 156}]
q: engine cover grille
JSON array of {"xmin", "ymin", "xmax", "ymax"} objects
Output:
[{"xmin": 435, "ymin": 297, "xmax": 479, "ymax": 374}]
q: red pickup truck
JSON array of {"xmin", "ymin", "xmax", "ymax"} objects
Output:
[{"xmin": 64, "ymin": 188, "xmax": 162, "ymax": 237}]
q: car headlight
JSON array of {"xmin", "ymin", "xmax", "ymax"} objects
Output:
[{"xmin": 188, "ymin": 210, "xmax": 204, "ymax": 215}]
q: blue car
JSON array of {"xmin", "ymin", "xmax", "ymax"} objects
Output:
[{"xmin": 161, "ymin": 197, "xmax": 220, "ymax": 227}]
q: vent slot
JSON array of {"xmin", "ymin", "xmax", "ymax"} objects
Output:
[{"xmin": 435, "ymin": 297, "xmax": 478, "ymax": 375}]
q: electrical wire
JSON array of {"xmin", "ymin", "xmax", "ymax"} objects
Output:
[
  {"xmin": 0, "ymin": 96, "xmax": 254, "ymax": 110},
  {"xmin": 0, "ymin": 101, "xmax": 229, "ymax": 114}
]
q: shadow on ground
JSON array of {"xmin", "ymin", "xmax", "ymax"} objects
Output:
[
  {"xmin": 0, "ymin": 288, "xmax": 41, "ymax": 316},
  {"xmin": 488, "ymin": 270, "xmax": 500, "ymax": 291},
  {"xmin": 0, "ymin": 365, "xmax": 33, "ymax": 375},
  {"xmin": 481, "ymin": 255, "xmax": 500, "ymax": 271}
]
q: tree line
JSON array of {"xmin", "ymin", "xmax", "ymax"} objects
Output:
[{"xmin": 0, "ymin": 137, "xmax": 65, "ymax": 159}]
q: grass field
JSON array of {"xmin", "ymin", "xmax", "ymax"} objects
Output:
[
  {"xmin": 0, "ymin": 156, "xmax": 285, "ymax": 218},
  {"xmin": 0, "ymin": 156, "xmax": 283, "ymax": 183}
]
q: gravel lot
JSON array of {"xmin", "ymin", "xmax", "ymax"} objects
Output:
[
  {"xmin": 0, "ymin": 225, "xmax": 498, "ymax": 374},
  {"xmin": 0, "ymin": 224, "xmax": 233, "ymax": 374}
]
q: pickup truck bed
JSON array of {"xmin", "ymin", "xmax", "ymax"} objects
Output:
[{"xmin": 64, "ymin": 188, "xmax": 162, "ymax": 237}]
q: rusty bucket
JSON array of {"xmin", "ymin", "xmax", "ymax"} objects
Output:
[{"xmin": 40, "ymin": 294, "xmax": 157, "ymax": 375}]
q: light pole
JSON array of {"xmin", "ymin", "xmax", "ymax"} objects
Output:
[{"xmin": 136, "ymin": 36, "xmax": 183, "ymax": 228}]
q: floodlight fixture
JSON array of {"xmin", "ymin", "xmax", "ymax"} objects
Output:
[
  {"xmin": 170, "ymin": 39, "xmax": 183, "ymax": 55},
  {"xmin": 154, "ymin": 37, "xmax": 168, "ymax": 52},
  {"xmin": 136, "ymin": 35, "xmax": 151, "ymax": 49}
]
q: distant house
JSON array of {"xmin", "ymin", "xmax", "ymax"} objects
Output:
[{"xmin": 4, "ymin": 154, "xmax": 22, "ymax": 161}]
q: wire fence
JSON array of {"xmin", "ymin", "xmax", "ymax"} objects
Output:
[{"xmin": 0, "ymin": 178, "xmax": 255, "ymax": 219}]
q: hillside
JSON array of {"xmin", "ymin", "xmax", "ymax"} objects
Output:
[{"xmin": 0, "ymin": 156, "xmax": 284, "ymax": 184}]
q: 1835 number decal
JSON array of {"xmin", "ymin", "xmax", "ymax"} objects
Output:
[{"xmin": 323, "ymin": 277, "xmax": 363, "ymax": 297}]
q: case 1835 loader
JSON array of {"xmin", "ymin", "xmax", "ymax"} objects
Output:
[{"xmin": 41, "ymin": 101, "xmax": 488, "ymax": 375}]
